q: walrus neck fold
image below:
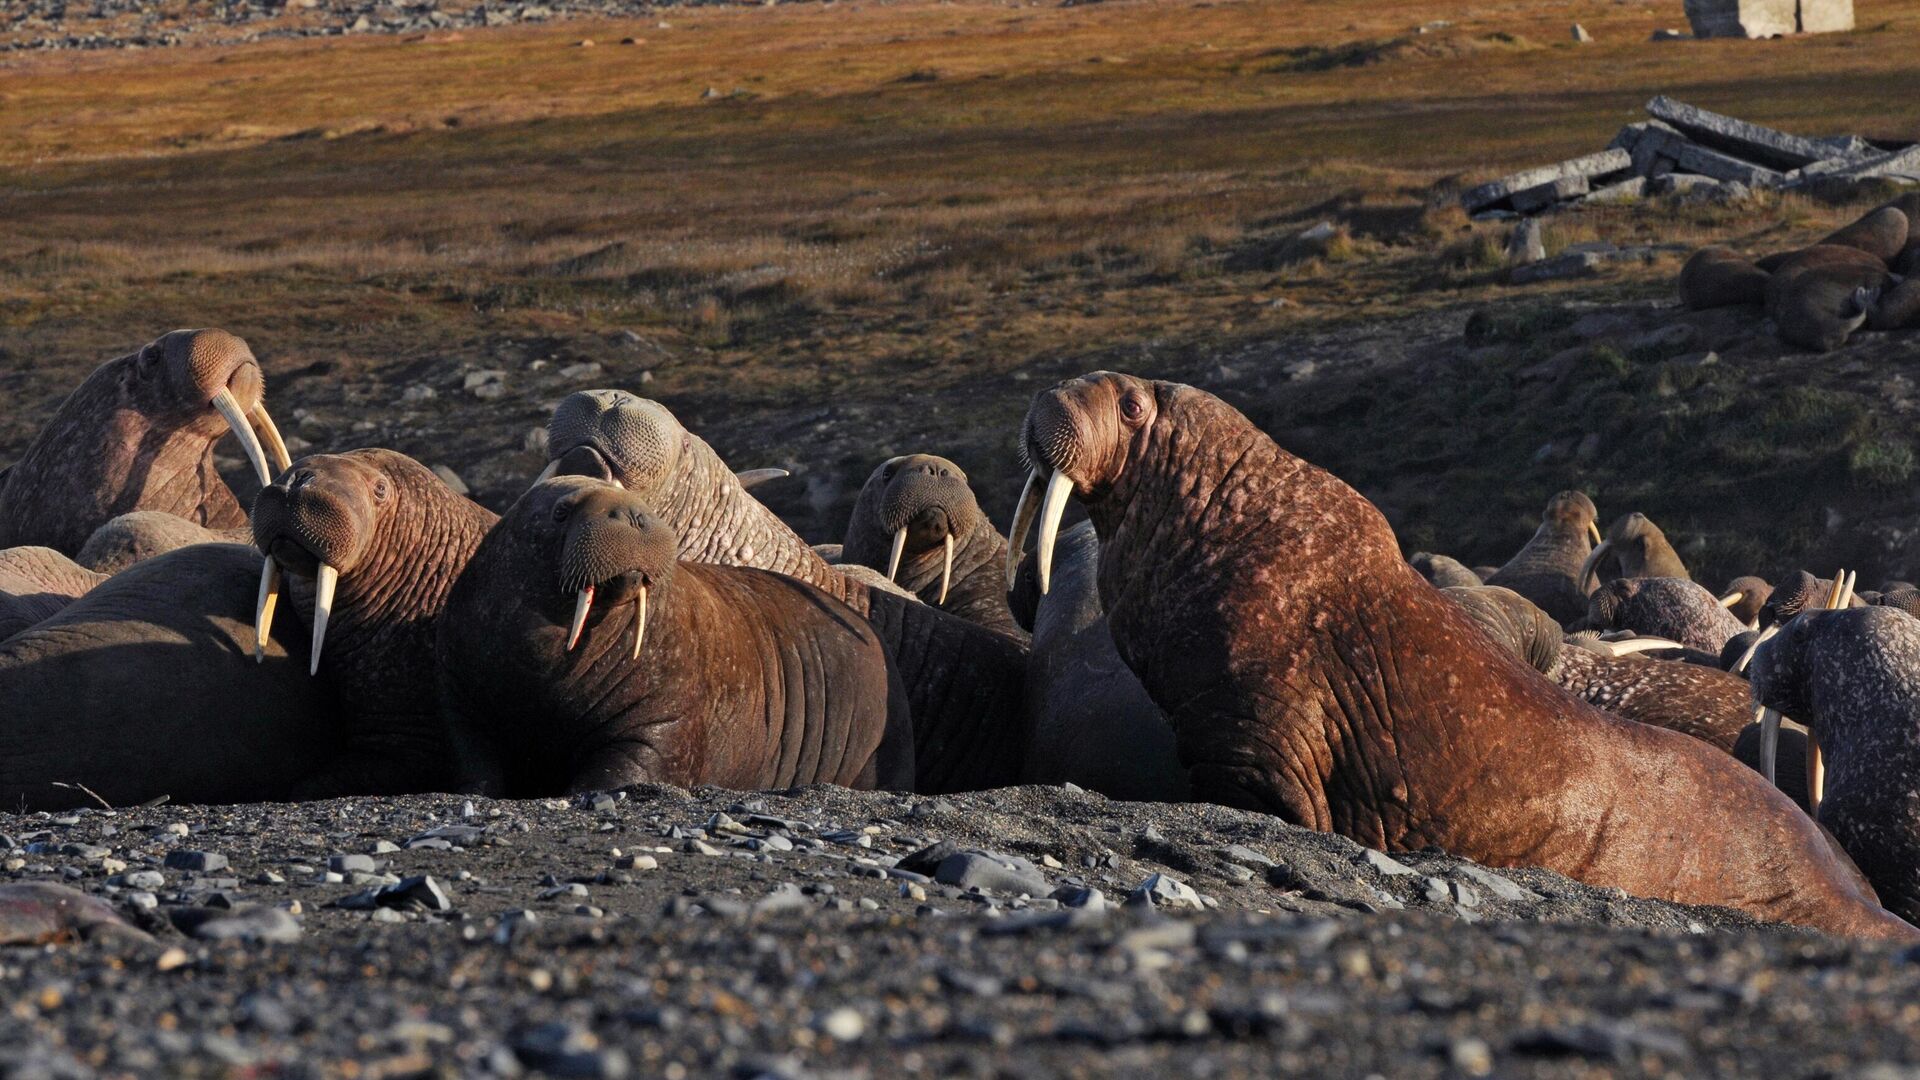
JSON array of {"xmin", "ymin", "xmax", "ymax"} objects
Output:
[{"xmin": 653, "ymin": 433, "xmax": 850, "ymax": 598}]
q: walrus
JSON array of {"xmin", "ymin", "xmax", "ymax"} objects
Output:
[
  {"xmin": 439, "ymin": 477, "xmax": 913, "ymax": 795},
  {"xmin": 1581, "ymin": 511, "xmax": 1688, "ymax": 592},
  {"xmin": 1816, "ymin": 206, "xmax": 1910, "ymax": 264},
  {"xmin": 1751, "ymin": 606, "xmax": 1920, "ymax": 924},
  {"xmin": 838, "ymin": 454, "xmax": 1024, "ymax": 639},
  {"xmin": 1733, "ymin": 569, "xmax": 1865, "ymax": 672},
  {"xmin": 1763, "ymin": 245, "xmax": 1888, "ymax": 353},
  {"xmin": 0, "ymin": 546, "xmax": 104, "ymax": 642},
  {"xmin": 0, "ymin": 884, "xmax": 151, "ymax": 947},
  {"xmin": 77, "ymin": 511, "xmax": 248, "ymax": 575},
  {"xmin": 1679, "ymin": 246, "xmax": 1770, "ymax": 310},
  {"xmin": 1734, "ymin": 718, "xmax": 1812, "ymax": 813},
  {"xmin": 1011, "ymin": 370, "xmax": 1913, "ymax": 938},
  {"xmin": 1484, "ymin": 490, "xmax": 1601, "ymax": 625},
  {"xmin": 1581, "ymin": 576, "xmax": 1746, "ymax": 655},
  {"xmin": 250, "ymin": 449, "xmax": 499, "ymax": 796},
  {"xmin": 542, "ymin": 390, "xmax": 1029, "ymax": 794},
  {"xmin": 1408, "ymin": 552, "xmax": 1480, "ymax": 589},
  {"xmin": 1009, "ymin": 520, "xmax": 1187, "ymax": 801},
  {"xmin": 0, "ymin": 543, "xmax": 338, "ymax": 810},
  {"xmin": 1719, "ymin": 575, "xmax": 1773, "ymax": 628},
  {"xmin": 1877, "ymin": 586, "xmax": 1920, "ymax": 618},
  {"xmin": 1865, "ymin": 277, "xmax": 1920, "ymax": 332},
  {"xmin": 0, "ymin": 329, "xmax": 290, "ymax": 556}
]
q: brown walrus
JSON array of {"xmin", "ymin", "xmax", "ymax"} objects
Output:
[
  {"xmin": 1679, "ymin": 246, "xmax": 1770, "ymax": 310},
  {"xmin": 1817, "ymin": 206, "xmax": 1910, "ymax": 264},
  {"xmin": 250, "ymin": 449, "xmax": 498, "ymax": 797},
  {"xmin": 0, "ymin": 884, "xmax": 151, "ymax": 947},
  {"xmin": 1484, "ymin": 490, "xmax": 1601, "ymax": 626},
  {"xmin": 1719, "ymin": 575, "xmax": 1773, "ymax": 628},
  {"xmin": 1581, "ymin": 576, "xmax": 1746, "ymax": 656},
  {"xmin": 1581, "ymin": 511, "xmax": 1689, "ymax": 592},
  {"xmin": 0, "ymin": 546, "xmax": 104, "ymax": 642},
  {"xmin": 77, "ymin": 511, "xmax": 249, "ymax": 575},
  {"xmin": 1751, "ymin": 606, "xmax": 1920, "ymax": 925},
  {"xmin": 0, "ymin": 329, "xmax": 290, "ymax": 556},
  {"xmin": 438, "ymin": 477, "xmax": 913, "ymax": 795},
  {"xmin": 1763, "ymin": 245, "xmax": 1888, "ymax": 353},
  {"xmin": 1011, "ymin": 370, "xmax": 1914, "ymax": 939},
  {"xmin": 543, "ymin": 390, "xmax": 1028, "ymax": 794},
  {"xmin": 838, "ymin": 454, "xmax": 1024, "ymax": 640},
  {"xmin": 0, "ymin": 543, "xmax": 338, "ymax": 810}
]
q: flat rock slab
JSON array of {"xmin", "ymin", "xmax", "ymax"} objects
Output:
[
  {"xmin": 1683, "ymin": 0, "xmax": 1798, "ymax": 39},
  {"xmin": 1629, "ymin": 122, "xmax": 1787, "ymax": 187},
  {"xmin": 1792, "ymin": 145, "xmax": 1920, "ymax": 186},
  {"xmin": 1511, "ymin": 175, "xmax": 1591, "ymax": 213},
  {"xmin": 1461, "ymin": 149, "xmax": 1632, "ymax": 212},
  {"xmin": 1646, "ymin": 95, "xmax": 1845, "ymax": 170}
]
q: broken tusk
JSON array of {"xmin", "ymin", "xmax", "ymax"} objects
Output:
[
  {"xmin": 938, "ymin": 533, "xmax": 954, "ymax": 606},
  {"xmin": 310, "ymin": 562, "xmax": 338, "ymax": 677},
  {"xmin": 1755, "ymin": 703, "xmax": 1782, "ymax": 786},
  {"xmin": 1734, "ymin": 623, "xmax": 1780, "ymax": 674},
  {"xmin": 1587, "ymin": 520, "xmax": 1603, "ymax": 547},
  {"xmin": 1005, "ymin": 469, "xmax": 1042, "ymax": 590},
  {"xmin": 1718, "ymin": 591, "xmax": 1744, "ymax": 609},
  {"xmin": 249, "ymin": 402, "xmax": 292, "ymax": 476},
  {"xmin": 886, "ymin": 527, "xmax": 907, "ymax": 584},
  {"xmin": 211, "ymin": 387, "xmax": 276, "ymax": 488},
  {"xmin": 1036, "ymin": 469, "xmax": 1073, "ymax": 596},
  {"xmin": 631, "ymin": 585, "xmax": 648, "ymax": 660},
  {"xmin": 253, "ymin": 556, "xmax": 280, "ymax": 663},
  {"xmin": 1806, "ymin": 725, "xmax": 1825, "ymax": 819},
  {"xmin": 1578, "ymin": 540, "xmax": 1613, "ymax": 593},
  {"xmin": 567, "ymin": 585, "xmax": 595, "ymax": 652},
  {"xmin": 1597, "ymin": 637, "xmax": 1686, "ymax": 657}
]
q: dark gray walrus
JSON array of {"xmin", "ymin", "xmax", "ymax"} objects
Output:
[
  {"xmin": 439, "ymin": 477, "xmax": 913, "ymax": 795},
  {"xmin": 1484, "ymin": 490, "xmax": 1600, "ymax": 626}
]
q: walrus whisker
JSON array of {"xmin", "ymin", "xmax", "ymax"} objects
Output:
[
  {"xmin": 1718, "ymin": 591, "xmax": 1744, "ymax": 609},
  {"xmin": 1036, "ymin": 469, "xmax": 1073, "ymax": 596},
  {"xmin": 1578, "ymin": 540, "xmax": 1612, "ymax": 593},
  {"xmin": 1005, "ymin": 469, "xmax": 1043, "ymax": 590},
  {"xmin": 252, "ymin": 556, "xmax": 280, "ymax": 664},
  {"xmin": 567, "ymin": 585, "xmax": 594, "ymax": 651},
  {"xmin": 1735, "ymin": 624, "xmax": 1780, "ymax": 673},
  {"xmin": 211, "ymin": 387, "xmax": 275, "ymax": 488},
  {"xmin": 631, "ymin": 586, "xmax": 648, "ymax": 661},
  {"xmin": 310, "ymin": 562, "xmax": 338, "ymax": 677},
  {"xmin": 1807, "ymin": 725, "xmax": 1826, "ymax": 819},
  {"xmin": 886, "ymin": 527, "xmax": 907, "ymax": 584},
  {"xmin": 1756, "ymin": 703, "xmax": 1782, "ymax": 785},
  {"xmin": 248, "ymin": 402, "xmax": 292, "ymax": 476},
  {"xmin": 938, "ymin": 534, "xmax": 954, "ymax": 606}
]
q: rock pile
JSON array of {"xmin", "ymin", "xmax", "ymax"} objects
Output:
[
  {"xmin": 1464, "ymin": 96, "xmax": 1919, "ymax": 219},
  {"xmin": 1684, "ymin": 0, "xmax": 1853, "ymax": 39}
]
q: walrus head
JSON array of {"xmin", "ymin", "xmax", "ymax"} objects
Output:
[
  {"xmin": 1718, "ymin": 575, "xmax": 1773, "ymax": 628},
  {"xmin": 1579, "ymin": 511, "xmax": 1687, "ymax": 593},
  {"xmin": 544, "ymin": 390, "xmax": 685, "ymax": 496},
  {"xmin": 1543, "ymin": 490, "xmax": 1603, "ymax": 546},
  {"xmin": 1746, "ymin": 571, "xmax": 1864, "ymax": 802},
  {"xmin": 539, "ymin": 478, "xmax": 679, "ymax": 660},
  {"xmin": 841, "ymin": 454, "xmax": 982, "ymax": 604}
]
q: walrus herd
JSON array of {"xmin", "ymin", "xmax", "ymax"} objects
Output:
[{"xmin": 3, "ymin": 332, "xmax": 1920, "ymax": 943}]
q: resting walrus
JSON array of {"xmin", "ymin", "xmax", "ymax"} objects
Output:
[
  {"xmin": 0, "ymin": 329, "xmax": 289, "ymax": 556},
  {"xmin": 439, "ymin": 478, "xmax": 913, "ymax": 795},
  {"xmin": 1581, "ymin": 511, "xmax": 1688, "ymax": 592},
  {"xmin": 1484, "ymin": 490, "xmax": 1600, "ymax": 626},
  {"xmin": 1011, "ymin": 371, "xmax": 1914, "ymax": 938},
  {"xmin": 1581, "ymin": 576, "xmax": 1746, "ymax": 656},
  {"xmin": 0, "ymin": 546, "xmax": 104, "ymax": 642}
]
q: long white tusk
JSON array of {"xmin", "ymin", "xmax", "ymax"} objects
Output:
[
  {"xmin": 1806, "ymin": 726, "xmax": 1825, "ymax": 819},
  {"xmin": 631, "ymin": 585, "xmax": 648, "ymax": 660},
  {"xmin": 1578, "ymin": 541, "xmax": 1612, "ymax": 593},
  {"xmin": 1036, "ymin": 469, "xmax": 1073, "ymax": 596},
  {"xmin": 253, "ymin": 556, "xmax": 280, "ymax": 663},
  {"xmin": 1734, "ymin": 623, "xmax": 1780, "ymax": 673},
  {"xmin": 1005, "ymin": 469, "xmax": 1042, "ymax": 590},
  {"xmin": 310, "ymin": 562, "xmax": 338, "ymax": 677},
  {"xmin": 567, "ymin": 585, "xmax": 595, "ymax": 651},
  {"xmin": 938, "ymin": 533, "xmax": 954, "ymax": 606},
  {"xmin": 1824, "ymin": 573, "xmax": 1845, "ymax": 610},
  {"xmin": 1718, "ymin": 591, "xmax": 1744, "ymax": 609},
  {"xmin": 886, "ymin": 527, "xmax": 907, "ymax": 584},
  {"xmin": 1587, "ymin": 521, "xmax": 1603, "ymax": 546},
  {"xmin": 534, "ymin": 461, "xmax": 560, "ymax": 486},
  {"xmin": 1597, "ymin": 637, "xmax": 1686, "ymax": 657},
  {"xmin": 1835, "ymin": 570, "xmax": 1857, "ymax": 610},
  {"xmin": 249, "ymin": 402, "xmax": 293, "ymax": 476},
  {"xmin": 1756, "ymin": 704, "xmax": 1782, "ymax": 786},
  {"xmin": 734, "ymin": 468, "xmax": 789, "ymax": 490},
  {"xmin": 211, "ymin": 387, "xmax": 275, "ymax": 488}
]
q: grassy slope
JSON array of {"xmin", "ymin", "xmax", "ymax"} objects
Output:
[{"xmin": 3, "ymin": 0, "xmax": 1920, "ymax": 580}]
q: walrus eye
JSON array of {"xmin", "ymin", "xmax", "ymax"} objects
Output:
[
  {"xmin": 552, "ymin": 502, "xmax": 572, "ymax": 523},
  {"xmin": 1121, "ymin": 395, "xmax": 1145, "ymax": 422},
  {"xmin": 372, "ymin": 479, "xmax": 390, "ymax": 502}
]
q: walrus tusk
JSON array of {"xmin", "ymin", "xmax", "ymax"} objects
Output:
[
  {"xmin": 252, "ymin": 557, "xmax": 280, "ymax": 663},
  {"xmin": 1718, "ymin": 591, "xmax": 1744, "ymax": 609},
  {"xmin": 1595, "ymin": 637, "xmax": 1685, "ymax": 657},
  {"xmin": 567, "ymin": 585, "xmax": 595, "ymax": 651},
  {"xmin": 1578, "ymin": 540, "xmax": 1612, "ymax": 592},
  {"xmin": 211, "ymin": 387, "xmax": 276, "ymax": 488},
  {"xmin": 534, "ymin": 462, "xmax": 560, "ymax": 486},
  {"xmin": 886, "ymin": 527, "xmax": 907, "ymax": 584},
  {"xmin": 631, "ymin": 585, "xmax": 648, "ymax": 660},
  {"xmin": 249, "ymin": 402, "xmax": 293, "ymax": 476},
  {"xmin": 938, "ymin": 533, "xmax": 954, "ymax": 606},
  {"xmin": 1036, "ymin": 469, "xmax": 1073, "ymax": 596},
  {"xmin": 1734, "ymin": 623, "xmax": 1780, "ymax": 673},
  {"xmin": 1005, "ymin": 469, "xmax": 1043, "ymax": 589},
  {"xmin": 1806, "ymin": 725, "xmax": 1826, "ymax": 819},
  {"xmin": 735, "ymin": 468, "xmax": 789, "ymax": 490},
  {"xmin": 1756, "ymin": 703, "xmax": 1782, "ymax": 785},
  {"xmin": 1587, "ymin": 521, "xmax": 1603, "ymax": 546},
  {"xmin": 1831, "ymin": 570, "xmax": 1856, "ymax": 610},
  {"xmin": 310, "ymin": 562, "xmax": 338, "ymax": 677}
]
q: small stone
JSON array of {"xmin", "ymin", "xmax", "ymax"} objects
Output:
[
  {"xmin": 539, "ymin": 883, "xmax": 590, "ymax": 901},
  {"xmin": 1360, "ymin": 849, "xmax": 1416, "ymax": 877},
  {"xmin": 1451, "ymin": 1036, "xmax": 1494, "ymax": 1076},
  {"xmin": 816, "ymin": 1007, "xmax": 865, "ymax": 1042},
  {"xmin": 1128, "ymin": 872, "xmax": 1203, "ymax": 910},
  {"xmin": 191, "ymin": 905, "xmax": 302, "ymax": 944},
  {"xmin": 1051, "ymin": 885, "xmax": 1106, "ymax": 911},
  {"xmin": 1571, "ymin": 22, "xmax": 1592, "ymax": 42},
  {"xmin": 118, "ymin": 870, "xmax": 166, "ymax": 890},
  {"xmin": 401, "ymin": 384, "xmax": 437, "ymax": 404},
  {"xmin": 379, "ymin": 875, "xmax": 453, "ymax": 912},
  {"xmin": 934, "ymin": 851, "xmax": 1049, "ymax": 896},
  {"xmin": 328, "ymin": 854, "xmax": 376, "ymax": 874},
  {"xmin": 1221, "ymin": 844, "xmax": 1274, "ymax": 868},
  {"xmin": 164, "ymin": 851, "xmax": 226, "ymax": 873},
  {"xmin": 1507, "ymin": 219, "xmax": 1545, "ymax": 266},
  {"xmin": 559, "ymin": 361, "xmax": 603, "ymax": 380},
  {"xmin": 369, "ymin": 907, "xmax": 407, "ymax": 924},
  {"xmin": 1422, "ymin": 877, "xmax": 1451, "ymax": 904},
  {"xmin": 162, "ymin": 824, "xmax": 190, "ymax": 837},
  {"xmin": 614, "ymin": 855, "xmax": 657, "ymax": 871},
  {"xmin": 127, "ymin": 891, "xmax": 159, "ymax": 911}
]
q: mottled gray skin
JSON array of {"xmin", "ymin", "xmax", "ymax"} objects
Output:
[
  {"xmin": 1583, "ymin": 577, "xmax": 1746, "ymax": 655},
  {"xmin": 1751, "ymin": 607, "xmax": 1920, "ymax": 926},
  {"xmin": 544, "ymin": 390, "xmax": 1030, "ymax": 794},
  {"xmin": 0, "ymin": 544, "xmax": 338, "ymax": 810},
  {"xmin": 1408, "ymin": 553, "xmax": 1480, "ymax": 589},
  {"xmin": 1764, "ymin": 245, "xmax": 1887, "ymax": 353},
  {"xmin": 839, "ymin": 454, "xmax": 1024, "ymax": 640},
  {"xmin": 1720, "ymin": 575, "xmax": 1772, "ymax": 628},
  {"xmin": 1734, "ymin": 720, "xmax": 1811, "ymax": 813},
  {"xmin": 1867, "ymin": 277, "xmax": 1920, "ymax": 332},
  {"xmin": 1758, "ymin": 570, "xmax": 1865, "ymax": 633},
  {"xmin": 1588, "ymin": 512, "xmax": 1688, "ymax": 588},
  {"xmin": 77, "ymin": 511, "xmax": 248, "ymax": 575},
  {"xmin": 0, "ymin": 329, "xmax": 267, "ymax": 556},
  {"xmin": 0, "ymin": 547, "xmax": 104, "ymax": 642},
  {"xmin": 252, "ymin": 450, "xmax": 499, "ymax": 798},
  {"xmin": 1485, "ymin": 490, "xmax": 1598, "ymax": 626},
  {"xmin": 0, "ymin": 884, "xmax": 150, "ymax": 947},
  {"xmin": 1010, "ymin": 522, "xmax": 1187, "ymax": 801},
  {"xmin": 441, "ymin": 479, "xmax": 912, "ymax": 796}
]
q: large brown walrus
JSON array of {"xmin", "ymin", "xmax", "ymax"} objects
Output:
[
  {"xmin": 438, "ymin": 477, "xmax": 913, "ymax": 795},
  {"xmin": 0, "ymin": 543, "xmax": 338, "ymax": 810},
  {"xmin": 838, "ymin": 454, "xmax": 1024, "ymax": 640},
  {"xmin": 1010, "ymin": 371, "xmax": 1915, "ymax": 939},
  {"xmin": 1484, "ymin": 490, "xmax": 1600, "ymax": 626},
  {"xmin": 1581, "ymin": 511, "xmax": 1689, "ymax": 592},
  {"xmin": 1764, "ymin": 245, "xmax": 1888, "ymax": 354},
  {"xmin": 0, "ymin": 329, "xmax": 289, "ymax": 556},
  {"xmin": 250, "ymin": 449, "xmax": 498, "ymax": 797},
  {"xmin": 543, "ymin": 390, "xmax": 1028, "ymax": 794},
  {"xmin": 0, "ymin": 546, "xmax": 104, "ymax": 642},
  {"xmin": 1679, "ymin": 246, "xmax": 1770, "ymax": 311}
]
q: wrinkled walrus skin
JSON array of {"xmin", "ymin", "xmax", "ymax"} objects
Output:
[
  {"xmin": 78, "ymin": 510, "xmax": 249, "ymax": 575},
  {"xmin": 1013, "ymin": 371, "xmax": 1914, "ymax": 939},
  {"xmin": 1582, "ymin": 577, "xmax": 1746, "ymax": 655},
  {"xmin": 0, "ymin": 544, "xmax": 338, "ymax": 810},
  {"xmin": 0, "ymin": 546, "xmax": 105, "ymax": 642},
  {"xmin": 1484, "ymin": 490, "xmax": 1599, "ymax": 626},
  {"xmin": 1751, "ymin": 607, "xmax": 1920, "ymax": 926},
  {"xmin": 0, "ymin": 329, "xmax": 284, "ymax": 556},
  {"xmin": 439, "ymin": 478, "xmax": 913, "ymax": 796}
]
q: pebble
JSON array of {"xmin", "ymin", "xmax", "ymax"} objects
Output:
[
  {"xmin": 816, "ymin": 1007, "xmax": 865, "ymax": 1042},
  {"xmin": 329, "ymin": 853, "xmax": 376, "ymax": 874},
  {"xmin": 190, "ymin": 905, "xmax": 303, "ymax": 944},
  {"xmin": 1128, "ymin": 873, "xmax": 1203, "ymax": 910},
  {"xmin": 933, "ymin": 851, "xmax": 1049, "ymax": 896},
  {"xmin": 380, "ymin": 875, "xmax": 454, "ymax": 912},
  {"xmin": 164, "ymin": 851, "xmax": 227, "ymax": 873},
  {"xmin": 1359, "ymin": 849, "xmax": 1416, "ymax": 877},
  {"xmin": 614, "ymin": 855, "xmax": 657, "ymax": 871}
]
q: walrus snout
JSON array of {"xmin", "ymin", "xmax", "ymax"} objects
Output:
[
  {"xmin": 1009, "ymin": 373, "xmax": 1151, "ymax": 595},
  {"xmin": 547, "ymin": 481, "xmax": 679, "ymax": 659},
  {"xmin": 250, "ymin": 453, "xmax": 390, "ymax": 674},
  {"xmin": 547, "ymin": 390, "xmax": 683, "ymax": 495},
  {"xmin": 142, "ymin": 329, "xmax": 289, "ymax": 493}
]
